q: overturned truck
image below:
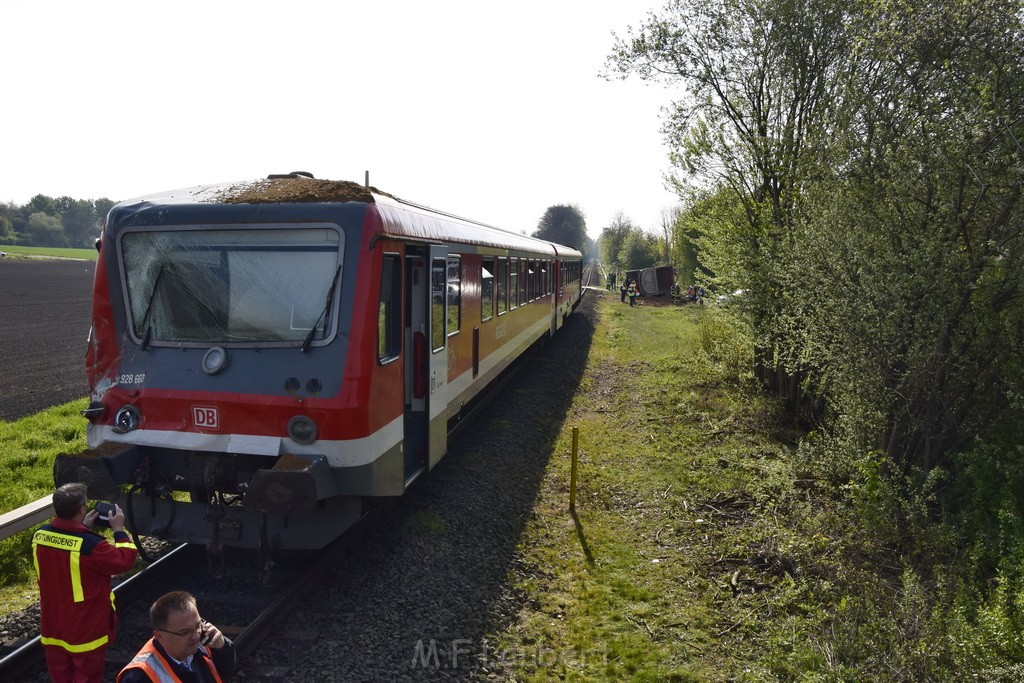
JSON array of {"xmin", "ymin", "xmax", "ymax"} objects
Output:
[{"xmin": 624, "ymin": 266, "xmax": 674, "ymax": 297}]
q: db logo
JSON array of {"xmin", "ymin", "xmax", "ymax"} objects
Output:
[{"xmin": 192, "ymin": 406, "xmax": 219, "ymax": 430}]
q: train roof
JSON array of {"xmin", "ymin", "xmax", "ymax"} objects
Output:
[{"xmin": 115, "ymin": 175, "xmax": 583, "ymax": 259}]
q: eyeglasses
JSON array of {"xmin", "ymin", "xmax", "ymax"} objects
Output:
[{"xmin": 158, "ymin": 619, "xmax": 207, "ymax": 639}]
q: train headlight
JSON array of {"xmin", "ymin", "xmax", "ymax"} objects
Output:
[
  {"xmin": 113, "ymin": 405, "xmax": 141, "ymax": 434},
  {"xmin": 287, "ymin": 415, "xmax": 318, "ymax": 445},
  {"xmin": 202, "ymin": 346, "xmax": 228, "ymax": 375}
]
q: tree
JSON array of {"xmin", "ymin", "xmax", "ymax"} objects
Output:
[
  {"xmin": 59, "ymin": 197, "xmax": 101, "ymax": 248},
  {"xmin": 94, "ymin": 198, "xmax": 116, "ymax": 225},
  {"xmin": 670, "ymin": 191, "xmax": 729, "ymax": 288},
  {"xmin": 609, "ymin": 0, "xmax": 1024, "ymax": 474},
  {"xmin": 25, "ymin": 212, "xmax": 66, "ymax": 247},
  {"xmin": 0, "ymin": 213, "xmax": 15, "ymax": 244},
  {"xmin": 26, "ymin": 194, "xmax": 59, "ymax": 218},
  {"xmin": 0, "ymin": 202, "xmax": 19, "ymax": 245},
  {"xmin": 780, "ymin": 0, "xmax": 1024, "ymax": 472},
  {"xmin": 598, "ymin": 211, "xmax": 635, "ymax": 272},
  {"xmin": 534, "ymin": 205, "xmax": 587, "ymax": 250},
  {"xmin": 621, "ymin": 229, "xmax": 660, "ymax": 271},
  {"xmin": 657, "ymin": 206, "xmax": 678, "ymax": 266},
  {"xmin": 607, "ymin": 0, "xmax": 854, "ymax": 333},
  {"xmin": 5, "ymin": 195, "xmax": 118, "ymax": 247}
]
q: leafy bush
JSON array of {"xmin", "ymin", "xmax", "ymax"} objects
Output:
[
  {"xmin": 697, "ymin": 308, "xmax": 753, "ymax": 383},
  {"xmin": 938, "ymin": 423, "xmax": 1024, "ymax": 672}
]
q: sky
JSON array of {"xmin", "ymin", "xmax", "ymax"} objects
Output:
[{"xmin": 1, "ymin": 0, "xmax": 681, "ymax": 241}]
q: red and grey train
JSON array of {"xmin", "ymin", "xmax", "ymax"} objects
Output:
[{"xmin": 57, "ymin": 174, "xmax": 583, "ymax": 555}]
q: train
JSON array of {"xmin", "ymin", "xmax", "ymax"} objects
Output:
[{"xmin": 55, "ymin": 173, "xmax": 583, "ymax": 560}]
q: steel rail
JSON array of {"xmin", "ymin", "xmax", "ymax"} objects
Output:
[
  {"xmin": 232, "ymin": 504, "xmax": 383, "ymax": 665},
  {"xmin": 0, "ymin": 542, "xmax": 188, "ymax": 680}
]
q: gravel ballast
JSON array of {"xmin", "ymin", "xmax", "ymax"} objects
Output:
[{"xmin": 242, "ymin": 295, "xmax": 596, "ymax": 681}]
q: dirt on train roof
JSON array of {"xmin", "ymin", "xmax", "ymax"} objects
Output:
[{"xmin": 219, "ymin": 177, "xmax": 393, "ymax": 204}]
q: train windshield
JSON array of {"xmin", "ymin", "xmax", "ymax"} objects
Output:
[{"xmin": 120, "ymin": 225, "xmax": 343, "ymax": 347}]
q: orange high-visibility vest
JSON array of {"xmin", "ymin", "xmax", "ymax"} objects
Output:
[{"xmin": 117, "ymin": 638, "xmax": 224, "ymax": 683}]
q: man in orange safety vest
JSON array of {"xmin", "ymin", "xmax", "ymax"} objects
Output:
[{"xmin": 118, "ymin": 590, "xmax": 236, "ymax": 683}]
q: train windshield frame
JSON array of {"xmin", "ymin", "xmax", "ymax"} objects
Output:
[{"xmin": 118, "ymin": 224, "xmax": 344, "ymax": 348}]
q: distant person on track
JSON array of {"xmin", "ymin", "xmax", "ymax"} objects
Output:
[
  {"xmin": 620, "ymin": 279, "xmax": 628, "ymax": 303},
  {"xmin": 628, "ymin": 280, "xmax": 638, "ymax": 307},
  {"xmin": 33, "ymin": 482, "xmax": 138, "ymax": 683},
  {"xmin": 118, "ymin": 590, "xmax": 236, "ymax": 683}
]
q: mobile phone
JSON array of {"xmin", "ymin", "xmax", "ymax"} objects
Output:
[{"xmin": 93, "ymin": 502, "xmax": 116, "ymax": 527}]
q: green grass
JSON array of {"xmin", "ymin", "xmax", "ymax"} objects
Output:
[
  {"xmin": 0, "ymin": 398, "xmax": 89, "ymax": 591},
  {"xmin": 0, "ymin": 244, "xmax": 97, "ymax": 260},
  {"xmin": 481, "ymin": 298, "xmax": 794, "ymax": 680},
  {"xmin": 481, "ymin": 295, "xmax": 947, "ymax": 680}
]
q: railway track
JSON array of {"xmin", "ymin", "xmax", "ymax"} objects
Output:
[{"xmin": 0, "ymin": 505, "xmax": 382, "ymax": 682}]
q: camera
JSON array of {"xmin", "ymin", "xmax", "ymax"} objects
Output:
[{"xmin": 92, "ymin": 501, "xmax": 117, "ymax": 527}]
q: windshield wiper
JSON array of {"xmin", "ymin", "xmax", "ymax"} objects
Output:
[
  {"xmin": 138, "ymin": 264, "xmax": 166, "ymax": 351},
  {"xmin": 301, "ymin": 264, "xmax": 342, "ymax": 354}
]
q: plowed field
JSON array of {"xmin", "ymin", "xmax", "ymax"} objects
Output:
[{"xmin": 0, "ymin": 258, "xmax": 95, "ymax": 421}]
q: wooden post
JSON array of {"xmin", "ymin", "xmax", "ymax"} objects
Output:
[{"xmin": 569, "ymin": 427, "xmax": 579, "ymax": 512}]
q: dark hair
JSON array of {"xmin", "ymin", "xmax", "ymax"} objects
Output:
[
  {"xmin": 53, "ymin": 483, "xmax": 88, "ymax": 519},
  {"xmin": 150, "ymin": 591, "xmax": 198, "ymax": 630}
]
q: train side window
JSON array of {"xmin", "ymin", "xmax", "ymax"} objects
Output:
[
  {"xmin": 497, "ymin": 257, "xmax": 508, "ymax": 315},
  {"xmin": 520, "ymin": 259, "xmax": 528, "ymax": 304},
  {"xmin": 447, "ymin": 256, "xmax": 461, "ymax": 337},
  {"xmin": 378, "ymin": 254, "xmax": 401, "ymax": 363},
  {"xmin": 509, "ymin": 257, "xmax": 518, "ymax": 310},
  {"xmin": 481, "ymin": 256, "xmax": 494, "ymax": 322},
  {"xmin": 431, "ymin": 257, "xmax": 446, "ymax": 352}
]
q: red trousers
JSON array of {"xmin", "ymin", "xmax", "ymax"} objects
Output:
[{"xmin": 43, "ymin": 645, "xmax": 107, "ymax": 683}]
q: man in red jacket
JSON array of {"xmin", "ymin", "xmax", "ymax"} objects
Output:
[{"xmin": 32, "ymin": 482, "xmax": 138, "ymax": 682}]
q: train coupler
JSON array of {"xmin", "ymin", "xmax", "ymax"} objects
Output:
[{"xmin": 243, "ymin": 453, "xmax": 334, "ymax": 515}]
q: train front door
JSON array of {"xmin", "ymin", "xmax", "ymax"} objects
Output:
[{"xmin": 403, "ymin": 245, "xmax": 449, "ymax": 486}]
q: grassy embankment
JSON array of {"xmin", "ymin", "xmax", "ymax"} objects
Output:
[
  {"xmin": 0, "ymin": 398, "xmax": 89, "ymax": 610},
  {"xmin": 0, "ymin": 244, "xmax": 96, "ymax": 260},
  {"xmin": 479, "ymin": 293, "xmax": 943, "ymax": 681},
  {"xmin": 477, "ymin": 294, "xmax": 797, "ymax": 680}
]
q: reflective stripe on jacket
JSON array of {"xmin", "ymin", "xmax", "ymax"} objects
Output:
[
  {"xmin": 32, "ymin": 518, "xmax": 138, "ymax": 654},
  {"xmin": 117, "ymin": 638, "xmax": 224, "ymax": 683}
]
